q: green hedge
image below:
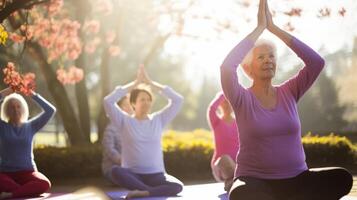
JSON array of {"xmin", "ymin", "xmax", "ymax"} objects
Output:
[
  {"xmin": 302, "ymin": 133, "xmax": 357, "ymax": 169},
  {"xmin": 34, "ymin": 133, "xmax": 357, "ymax": 181}
]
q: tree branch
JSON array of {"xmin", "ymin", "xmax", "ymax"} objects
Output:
[{"xmin": 0, "ymin": 0, "xmax": 50, "ymax": 23}]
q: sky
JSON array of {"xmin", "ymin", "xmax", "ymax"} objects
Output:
[{"xmin": 160, "ymin": 0, "xmax": 357, "ymax": 89}]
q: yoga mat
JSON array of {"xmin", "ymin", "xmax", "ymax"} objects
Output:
[
  {"xmin": 10, "ymin": 183, "xmax": 357, "ymax": 199},
  {"xmin": 106, "ymin": 182, "xmax": 357, "ymax": 200}
]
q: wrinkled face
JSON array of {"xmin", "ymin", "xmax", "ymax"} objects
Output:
[
  {"xmin": 220, "ymin": 98, "xmax": 233, "ymax": 115},
  {"xmin": 6, "ymin": 99, "xmax": 23, "ymax": 123},
  {"xmin": 132, "ymin": 91, "xmax": 152, "ymax": 115},
  {"xmin": 119, "ymin": 98, "xmax": 134, "ymax": 115},
  {"xmin": 248, "ymin": 44, "xmax": 276, "ymax": 80}
]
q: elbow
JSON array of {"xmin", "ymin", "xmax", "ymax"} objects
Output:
[
  {"xmin": 207, "ymin": 106, "xmax": 215, "ymax": 117},
  {"xmin": 51, "ymin": 106, "xmax": 57, "ymax": 115},
  {"xmin": 103, "ymin": 96, "xmax": 111, "ymax": 110},
  {"xmin": 317, "ymin": 56, "xmax": 325, "ymax": 70},
  {"xmin": 172, "ymin": 92, "xmax": 184, "ymax": 106},
  {"xmin": 312, "ymin": 55, "xmax": 325, "ymax": 71},
  {"xmin": 178, "ymin": 94, "xmax": 184, "ymax": 103},
  {"xmin": 176, "ymin": 95, "xmax": 184, "ymax": 108},
  {"xmin": 47, "ymin": 104, "xmax": 56, "ymax": 117}
]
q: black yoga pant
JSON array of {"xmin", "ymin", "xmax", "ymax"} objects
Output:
[{"xmin": 229, "ymin": 167, "xmax": 353, "ymax": 200}]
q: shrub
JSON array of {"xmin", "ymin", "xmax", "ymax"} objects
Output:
[
  {"xmin": 34, "ymin": 144, "xmax": 102, "ymax": 179},
  {"xmin": 302, "ymin": 133, "xmax": 357, "ymax": 168},
  {"xmin": 33, "ymin": 130, "xmax": 357, "ymax": 181}
]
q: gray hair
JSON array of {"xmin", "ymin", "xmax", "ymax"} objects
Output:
[
  {"xmin": 1, "ymin": 93, "xmax": 29, "ymax": 123},
  {"xmin": 241, "ymin": 39, "xmax": 277, "ymax": 69}
]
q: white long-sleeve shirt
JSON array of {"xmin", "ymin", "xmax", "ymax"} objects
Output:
[{"xmin": 103, "ymin": 86, "xmax": 183, "ymax": 174}]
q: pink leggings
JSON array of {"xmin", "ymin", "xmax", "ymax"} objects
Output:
[{"xmin": 0, "ymin": 170, "xmax": 51, "ymax": 198}]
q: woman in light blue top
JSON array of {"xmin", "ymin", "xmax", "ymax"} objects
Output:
[{"xmin": 103, "ymin": 66, "xmax": 184, "ymax": 199}]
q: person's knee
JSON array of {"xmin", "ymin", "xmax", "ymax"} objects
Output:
[
  {"xmin": 36, "ymin": 179, "xmax": 51, "ymax": 193},
  {"xmin": 111, "ymin": 166, "xmax": 125, "ymax": 177},
  {"xmin": 170, "ymin": 181, "xmax": 183, "ymax": 195},
  {"xmin": 336, "ymin": 168, "xmax": 353, "ymax": 195},
  {"xmin": 110, "ymin": 166, "xmax": 126, "ymax": 185},
  {"xmin": 217, "ymin": 155, "xmax": 235, "ymax": 167},
  {"xmin": 216, "ymin": 155, "xmax": 235, "ymax": 180}
]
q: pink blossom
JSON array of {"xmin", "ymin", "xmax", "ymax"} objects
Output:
[
  {"xmin": 85, "ymin": 43, "xmax": 96, "ymax": 54},
  {"xmin": 47, "ymin": 0, "xmax": 64, "ymax": 16},
  {"xmin": 96, "ymin": 0, "xmax": 113, "ymax": 15},
  {"xmin": 106, "ymin": 31, "xmax": 116, "ymax": 44},
  {"xmin": 56, "ymin": 66, "xmax": 83, "ymax": 85},
  {"xmin": 109, "ymin": 45, "xmax": 120, "ymax": 56},
  {"xmin": 9, "ymin": 33, "xmax": 25, "ymax": 43},
  {"xmin": 39, "ymin": 37, "xmax": 53, "ymax": 48},
  {"xmin": 83, "ymin": 20, "xmax": 100, "ymax": 34}
]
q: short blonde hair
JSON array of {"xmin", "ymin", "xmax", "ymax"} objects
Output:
[
  {"xmin": 1, "ymin": 93, "xmax": 29, "ymax": 123},
  {"xmin": 241, "ymin": 39, "xmax": 277, "ymax": 79}
]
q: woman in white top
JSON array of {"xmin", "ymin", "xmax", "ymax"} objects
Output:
[{"xmin": 103, "ymin": 66, "xmax": 184, "ymax": 199}]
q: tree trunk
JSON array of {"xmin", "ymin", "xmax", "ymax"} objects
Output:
[
  {"xmin": 28, "ymin": 42, "xmax": 86, "ymax": 145},
  {"xmin": 75, "ymin": 53, "xmax": 91, "ymax": 142},
  {"xmin": 96, "ymin": 48, "xmax": 110, "ymax": 143},
  {"xmin": 73, "ymin": 0, "xmax": 92, "ymax": 143}
]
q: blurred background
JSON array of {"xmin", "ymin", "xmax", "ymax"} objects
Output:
[{"xmin": 0, "ymin": 0, "xmax": 357, "ymax": 147}]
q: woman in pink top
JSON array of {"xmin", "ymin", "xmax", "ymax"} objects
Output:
[
  {"xmin": 220, "ymin": 0, "xmax": 352, "ymax": 199},
  {"xmin": 207, "ymin": 92, "xmax": 239, "ymax": 191}
]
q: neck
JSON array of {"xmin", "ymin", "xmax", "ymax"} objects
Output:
[
  {"xmin": 134, "ymin": 113, "xmax": 148, "ymax": 120},
  {"xmin": 251, "ymin": 79, "xmax": 274, "ymax": 95},
  {"xmin": 9, "ymin": 119, "xmax": 22, "ymax": 127}
]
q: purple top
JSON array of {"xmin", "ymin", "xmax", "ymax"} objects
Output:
[
  {"xmin": 220, "ymin": 37, "xmax": 325, "ymax": 179},
  {"xmin": 207, "ymin": 93, "xmax": 239, "ymax": 167}
]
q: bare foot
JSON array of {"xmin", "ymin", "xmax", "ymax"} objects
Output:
[
  {"xmin": 0, "ymin": 192, "xmax": 12, "ymax": 200},
  {"xmin": 125, "ymin": 190, "xmax": 150, "ymax": 199}
]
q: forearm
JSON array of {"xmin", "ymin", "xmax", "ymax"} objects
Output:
[
  {"xmin": 269, "ymin": 25, "xmax": 293, "ymax": 47},
  {"xmin": 157, "ymin": 86, "xmax": 183, "ymax": 125},
  {"xmin": 208, "ymin": 93, "xmax": 224, "ymax": 121},
  {"xmin": 161, "ymin": 86, "xmax": 183, "ymax": 104},
  {"xmin": 149, "ymin": 81, "xmax": 165, "ymax": 92},
  {"xmin": 122, "ymin": 81, "xmax": 139, "ymax": 92},
  {"xmin": 103, "ymin": 86, "xmax": 129, "ymax": 123},
  {"xmin": 30, "ymin": 93, "xmax": 56, "ymax": 132},
  {"xmin": 32, "ymin": 93, "xmax": 56, "ymax": 117},
  {"xmin": 246, "ymin": 26, "xmax": 265, "ymax": 43},
  {"xmin": 210, "ymin": 94, "xmax": 224, "ymax": 111},
  {"xmin": 104, "ymin": 81, "xmax": 136, "ymax": 108}
]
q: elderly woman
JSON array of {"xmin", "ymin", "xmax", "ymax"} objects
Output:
[
  {"xmin": 0, "ymin": 87, "xmax": 56, "ymax": 199},
  {"xmin": 220, "ymin": 0, "xmax": 353, "ymax": 199},
  {"xmin": 103, "ymin": 66, "xmax": 184, "ymax": 199}
]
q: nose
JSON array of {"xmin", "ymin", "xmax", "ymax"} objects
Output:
[{"xmin": 265, "ymin": 57, "xmax": 273, "ymax": 63}]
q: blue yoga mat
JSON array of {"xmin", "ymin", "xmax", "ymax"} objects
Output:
[{"xmin": 106, "ymin": 182, "xmax": 357, "ymax": 200}]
